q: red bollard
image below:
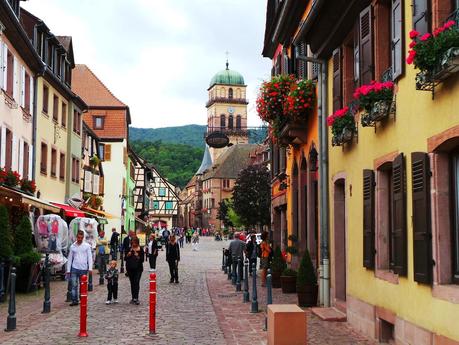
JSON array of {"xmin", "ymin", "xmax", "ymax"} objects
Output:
[
  {"xmin": 149, "ymin": 273, "xmax": 156, "ymax": 335},
  {"xmin": 78, "ymin": 274, "xmax": 88, "ymax": 337}
]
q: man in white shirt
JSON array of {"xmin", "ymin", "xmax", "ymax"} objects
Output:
[{"xmin": 66, "ymin": 230, "xmax": 93, "ymax": 306}]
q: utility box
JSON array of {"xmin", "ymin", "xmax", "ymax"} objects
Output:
[{"xmin": 268, "ymin": 304, "xmax": 307, "ymax": 345}]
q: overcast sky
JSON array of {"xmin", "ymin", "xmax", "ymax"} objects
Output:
[{"xmin": 22, "ymin": 0, "xmax": 271, "ymax": 128}]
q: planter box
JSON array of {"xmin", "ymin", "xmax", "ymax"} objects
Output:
[
  {"xmin": 332, "ymin": 127, "xmax": 354, "ymax": 147},
  {"xmin": 279, "ymin": 120, "xmax": 308, "ymax": 145},
  {"xmin": 361, "ymin": 100, "xmax": 395, "ymax": 127},
  {"xmin": 280, "ymin": 275, "xmax": 297, "ymax": 293},
  {"xmin": 272, "ymin": 271, "xmax": 282, "ymax": 288},
  {"xmin": 297, "ymin": 284, "xmax": 318, "ymax": 307}
]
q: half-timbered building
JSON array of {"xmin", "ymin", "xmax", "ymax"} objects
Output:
[{"xmin": 148, "ymin": 166, "xmax": 178, "ymax": 229}]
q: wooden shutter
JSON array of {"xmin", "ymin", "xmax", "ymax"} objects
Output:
[
  {"xmin": 104, "ymin": 144, "xmax": 111, "ymax": 161},
  {"xmin": 360, "ymin": 5, "xmax": 374, "ymax": 85},
  {"xmin": 411, "ymin": 152, "xmax": 432, "ymax": 284},
  {"xmin": 332, "ymin": 47, "xmax": 342, "ymax": 112},
  {"xmin": 11, "ymin": 134, "xmax": 18, "ymax": 171},
  {"xmin": 18, "ymin": 138, "xmax": 24, "ymax": 176},
  {"xmin": 363, "ymin": 169, "xmax": 376, "ymax": 269},
  {"xmin": 412, "ymin": 0, "xmax": 430, "ymax": 35},
  {"xmin": 392, "ymin": 0, "xmax": 404, "ymax": 79},
  {"xmin": 84, "ymin": 170, "xmax": 92, "ymax": 193},
  {"xmin": 93, "ymin": 174, "xmax": 99, "ymax": 195},
  {"xmin": 0, "ymin": 126, "xmax": 5, "ymax": 168},
  {"xmin": 20, "ymin": 65, "xmax": 25, "ymax": 107},
  {"xmin": 29, "ymin": 75, "xmax": 34, "ymax": 114},
  {"xmin": 392, "ymin": 153, "xmax": 407, "ymax": 276},
  {"xmin": 354, "ymin": 22, "xmax": 360, "ymax": 85},
  {"xmin": 2, "ymin": 44, "xmax": 7, "ymax": 91},
  {"xmin": 12, "ymin": 56, "xmax": 18, "ymax": 101},
  {"xmin": 297, "ymin": 42, "xmax": 306, "ymax": 79}
]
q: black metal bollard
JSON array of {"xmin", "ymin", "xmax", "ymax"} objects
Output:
[
  {"xmin": 243, "ymin": 258, "xmax": 250, "ymax": 303},
  {"xmin": 251, "ymin": 263, "xmax": 259, "ymax": 313},
  {"xmin": 66, "ymin": 279, "xmax": 72, "ymax": 302},
  {"xmin": 4, "ymin": 267, "xmax": 16, "ymax": 331},
  {"xmin": 227, "ymin": 257, "xmax": 232, "ymax": 280},
  {"xmin": 264, "ymin": 269, "xmax": 273, "ymax": 331},
  {"xmin": 236, "ymin": 258, "xmax": 242, "ymax": 292},
  {"xmin": 222, "ymin": 248, "xmax": 225, "ymax": 271},
  {"xmin": 98, "ymin": 255, "xmax": 105, "ymax": 285},
  {"xmin": 0, "ymin": 260, "xmax": 5, "ymax": 303},
  {"xmin": 88, "ymin": 271, "xmax": 93, "ymax": 292},
  {"xmin": 231, "ymin": 256, "xmax": 237, "ymax": 285},
  {"xmin": 42, "ymin": 253, "xmax": 51, "ymax": 313}
]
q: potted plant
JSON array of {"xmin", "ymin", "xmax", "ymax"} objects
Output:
[
  {"xmin": 19, "ymin": 178, "xmax": 36, "ymax": 196},
  {"xmin": 327, "ymin": 106, "xmax": 356, "ymax": 146},
  {"xmin": 89, "ymin": 155, "xmax": 101, "ymax": 168},
  {"xmin": 296, "ymin": 249, "xmax": 318, "ymax": 307},
  {"xmin": 270, "ymin": 246, "xmax": 286, "ymax": 288},
  {"xmin": 353, "ymin": 81, "xmax": 394, "ymax": 126},
  {"xmin": 3, "ymin": 170, "xmax": 21, "ymax": 189},
  {"xmin": 280, "ymin": 268, "xmax": 297, "ymax": 293}
]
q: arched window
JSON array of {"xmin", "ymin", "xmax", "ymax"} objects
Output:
[
  {"xmin": 228, "ymin": 88, "xmax": 233, "ymax": 99},
  {"xmin": 220, "ymin": 114, "xmax": 226, "ymax": 128},
  {"xmin": 228, "ymin": 115, "xmax": 234, "ymax": 129},
  {"xmin": 236, "ymin": 115, "xmax": 241, "ymax": 129},
  {"xmin": 292, "ymin": 161, "xmax": 299, "ymax": 239},
  {"xmin": 236, "ymin": 88, "xmax": 241, "ymax": 99}
]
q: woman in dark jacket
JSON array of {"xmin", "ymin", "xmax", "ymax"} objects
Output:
[
  {"xmin": 125, "ymin": 236, "xmax": 144, "ymax": 305},
  {"xmin": 166, "ymin": 235, "xmax": 180, "ymax": 284}
]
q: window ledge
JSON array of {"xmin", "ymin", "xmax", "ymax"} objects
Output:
[
  {"xmin": 432, "ymin": 284, "xmax": 459, "ymax": 304},
  {"xmin": 41, "ymin": 111, "xmax": 49, "ymax": 118},
  {"xmin": 375, "ymin": 269, "xmax": 399, "ymax": 285}
]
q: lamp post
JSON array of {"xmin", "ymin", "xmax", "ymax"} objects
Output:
[{"xmin": 42, "ymin": 252, "xmax": 51, "ymax": 313}]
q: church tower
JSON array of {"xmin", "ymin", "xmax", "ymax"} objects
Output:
[{"xmin": 206, "ymin": 61, "xmax": 248, "ymax": 162}]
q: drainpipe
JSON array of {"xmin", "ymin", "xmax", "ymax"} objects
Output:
[{"xmin": 295, "ymin": 52, "xmax": 330, "ymax": 307}]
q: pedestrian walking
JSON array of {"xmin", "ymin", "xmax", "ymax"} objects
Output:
[
  {"xmin": 166, "ymin": 235, "xmax": 180, "ymax": 284},
  {"xmin": 125, "ymin": 237, "xmax": 144, "ymax": 305},
  {"xmin": 109, "ymin": 228, "xmax": 120, "ymax": 260},
  {"xmin": 186, "ymin": 228, "xmax": 193, "ymax": 244},
  {"xmin": 96, "ymin": 231, "xmax": 109, "ymax": 277},
  {"xmin": 66, "ymin": 230, "xmax": 93, "ymax": 306},
  {"xmin": 192, "ymin": 231, "xmax": 200, "ymax": 251},
  {"xmin": 122, "ymin": 230, "xmax": 135, "ymax": 257},
  {"xmin": 147, "ymin": 233, "xmax": 158, "ymax": 272},
  {"xmin": 178, "ymin": 228, "xmax": 185, "ymax": 248},
  {"xmin": 245, "ymin": 234, "xmax": 258, "ymax": 276},
  {"xmin": 228, "ymin": 232, "xmax": 246, "ymax": 263},
  {"xmin": 259, "ymin": 231, "xmax": 272, "ymax": 287},
  {"xmin": 105, "ymin": 260, "xmax": 119, "ymax": 304}
]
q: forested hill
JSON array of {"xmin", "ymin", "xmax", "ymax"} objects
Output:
[
  {"xmin": 130, "ymin": 125, "xmax": 206, "ymax": 148},
  {"xmin": 131, "ymin": 140, "xmax": 204, "ymax": 189}
]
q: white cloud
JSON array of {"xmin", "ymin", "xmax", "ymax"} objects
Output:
[{"xmin": 22, "ymin": 0, "xmax": 271, "ymax": 128}]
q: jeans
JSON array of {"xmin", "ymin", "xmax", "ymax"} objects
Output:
[
  {"xmin": 107, "ymin": 281, "xmax": 118, "ymax": 301},
  {"xmin": 127, "ymin": 269, "xmax": 142, "ymax": 300},
  {"xmin": 168, "ymin": 260, "xmax": 178, "ymax": 282},
  {"xmin": 97, "ymin": 254, "xmax": 108, "ymax": 277},
  {"xmin": 148, "ymin": 255, "xmax": 157, "ymax": 270},
  {"xmin": 71, "ymin": 268, "xmax": 88, "ymax": 303}
]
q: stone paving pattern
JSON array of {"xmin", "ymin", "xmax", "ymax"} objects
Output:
[{"xmin": 0, "ymin": 238, "xmax": 377, "ymax": 344}]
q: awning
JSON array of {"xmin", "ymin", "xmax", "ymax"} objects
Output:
[
  {"xmin": 81, "ymin": 206, "xmax": 118, "ymax": 219},
  {"xmin": 0, "ymin": 186, "xmax": 60, "ymax": 213},
  {"xmin": 51, "ymin": 202, "xmax": 85, "ymax": 218}
]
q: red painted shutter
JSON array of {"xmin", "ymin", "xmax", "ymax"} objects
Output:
[
  {"xmin": 359, "ymin": 5, "xmax": 374, "ymax": 85},
  {"xmin": 332, "ymin": 47, "xmax": 342, "ymax": 112},
  {"xmin": 391, "ymin": 0, "xmax": 404, "ymax": 80},
  {"xmin": 363, "ymin": 169, "xmax": 375, "ymax": 269},
  {"xmin": 412, "ymin": 0, "xmax": 431, "ymax": 35},
  {"xmin": 411, "ymin": 152, "xmax": 432, "ymax": 284},
  {"xmin": 392, "ymin": 153, "xmax": 407, "ymax": 276}
]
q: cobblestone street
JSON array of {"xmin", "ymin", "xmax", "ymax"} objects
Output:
[{"xmin": 0, "ymin": 238, "xmax": 375, "ymax": 345}]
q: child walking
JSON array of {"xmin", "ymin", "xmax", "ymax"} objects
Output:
[{"xmin": 105, "ymin": 260, "xmax": 119, "ymax": 304}]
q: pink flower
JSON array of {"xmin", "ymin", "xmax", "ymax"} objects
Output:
[
  {"xmin": 406, "ymin": 50, "xmax": 416, "ymax": 65},
  {"xmin": 382, "ymin": 81, "xmax": 394, "ymax": 89},
  {"xmin": 409, "ymin": 41, "xmax": 417, "ymax": 48},
  {"xmin": 409, "ymin": 30, "xmax": 420, "ymax": 39},
  {"xmin": 444, "ymin": 20, "xmax": 456, "ymax": 29},
  {"xmin": 420, "ymin": 33, "xmax": 431, "ymax": 41},
  {"xmin": 327, "ymin": 115, "xmax": 335, "ymax": 126}
]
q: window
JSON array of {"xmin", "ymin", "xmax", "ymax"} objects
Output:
[
  {"xmin": 332, "ymin": 48, "xmax": 343, "ymax": 112},
  {"xmin": 158, "ymin": 187, "xmax": 166, "ymax": 197},
  {"xmin": 73, "ymin": 110, "xmax": 81, "ymax": 134},
  {"xmin": 228, "ymin": 88, "xmax": 233, "ymax": 99},
  {"xmin": 152, "ymin": 201, "xmax": 159, "ymax": 210},
  {"xmin": 53, "ymin": 95, "xmax": 58, "ymax": 122},
  {"xmin": 220, "ymin": 114, "xmax": 226, "ymax": 128},
  {"xmin": 93, "ymin": 116, "xmax": 105, "ymax": 130},
  {"xmin": 72, "ymin": 157, "xmax": 80, "ymax": 183},
  {"xmin": 23, "ymin": 141, "xmax": 29, "ymax": 179},
  {"xmin": 24, "ymin": 72, "xmax": 31, "ymax": 113},
  {"xmin": 4, "ymin": 129, "xmax": 12, "ymax": 171},
  {"xmin": 236, "ymin": 115, "xmax": 241, "ymax": 129},
  {"xmin": 42, "ymin": 85, "xmax": 49, "ymax": 114},
  {"xmin": 61, "ymin": 102, "xmax": 67, "ymax": 127},
  {"xmin": 99, "ymin": 144, "xmax": 105, "ymax": 161},
  {"xmin": 5, "ymin": 50, "xmax": 14, "ymax": 98},
  {"xmin": 228, "ymin": 115, "xmax": 234, "ymax": 129},
  {"xmin": 359, "ymin": 6, "xmax": 374, "ymax": 85},
  {"xmin": 413, "ymin": 0, "xmax": 431, "ymax": 35},
  {"xmin": 51, "ymin": 148, "xmax": 57, "ymax": 177},
  {"xmin": 40, "ymin": 142, "xmax": 47, "ymax": 174},
  {"xmin": 46, "ymin": 40, "xmax": 53, "ymax": 68},
  {"xmin": 165, "ymin": 201, "xmax": 173, "ymax": 210},
  {"xmin": 59, "ymin": 152, "xmax": 65, "ymax": 181}
]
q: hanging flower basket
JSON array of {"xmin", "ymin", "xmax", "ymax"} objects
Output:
[
  {"xmin": 2, "ymin": 170, "xmax": 21, "ymax": 188},
  {"xmin": 327, "ymin": 106, "xmax": 356, "ymax": 146},
  {"xmin": 20, "ymin": 178, "xmax": 36, "ymax": 195}
]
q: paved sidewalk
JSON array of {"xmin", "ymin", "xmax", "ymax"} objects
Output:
[{"xmin": 207, "ymin": 267, "xmax": 377, "ymax": 345}]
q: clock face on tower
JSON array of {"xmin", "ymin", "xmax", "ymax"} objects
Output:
[{"xmin": 227, "ymin": 106, "xmax": 235, "ymax": 114}]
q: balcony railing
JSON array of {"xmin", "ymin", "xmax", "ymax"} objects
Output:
[
  {"xmin": 204, "ymin": 127, "xmax": 249, "ymax": 138},
  {"xmin": 206, "ymin": 97, "xmax": 248, "ymax": 108}
]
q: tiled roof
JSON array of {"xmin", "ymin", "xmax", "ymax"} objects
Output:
[
  {"xmin": 72, "ymin": 64, "xmax": 126, "ymax": 107},
  {"xmin": 203, "ymin": 144, "xmax": 257, "ymax": 180}
]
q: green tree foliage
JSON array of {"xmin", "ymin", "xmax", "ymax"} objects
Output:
[
  {"xmin": 0, "ymin": 205, "xmax": 13, "ymax": 259},
  {"xmin": 217, "ymin": 199, "xmax": 233, "ymax": 228},
  {"xmin": 232, "ymin": 165, "xmax": 270, "ymax": 227},
  {"xmin": 14, "ymin": 216, "xmax": 41, "ymax": 265},
  {"xmin": 131, "ymin": 140, "xmax": 204, "ymax": 188},
  {"xmin": 297, "ymin": 249, "xmax": 317, "ymax": 287}
]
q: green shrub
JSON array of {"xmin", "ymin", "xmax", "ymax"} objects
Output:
[
  {"xmin": 14, "ymin": 216, "xmax": 40, "ymax": 265},
  {"xmin": 0, "ymin": 205, "xmax": 13, "ymax": 259},
  {"xmin": 297, "ymin": 249, "xmax": 317, "ymax": 288},
  {"xmin": 271, "ymin": 246, "xmax": 287, "ymax": 273},
  {"xmin": 282, "ymin": 268, "xmax": 297, "ymax": 277}
]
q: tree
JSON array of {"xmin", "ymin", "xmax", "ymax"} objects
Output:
[
  {"xmin": 217, "ymin": 199, "xmax": 233, "ymax": 228},
  {"xmin": 0, "ymin": 205, "xmax": 13, "ymax": 259},
  {"xmin": 14, "ymin": 216, "xmax": 40, "ymax": 265},
  {"xmin": 232, "ymin": 165, "xmax": 271, "ymax": 228}
]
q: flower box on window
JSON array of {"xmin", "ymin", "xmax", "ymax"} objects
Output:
[{"xmin": 327, "ymin": 106, "xmax": 357, "ymax": 147}]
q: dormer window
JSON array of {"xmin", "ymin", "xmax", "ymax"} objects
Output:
[{"xmin": 7, "ymin": 0, "xmax": 20, "ymax": 16}]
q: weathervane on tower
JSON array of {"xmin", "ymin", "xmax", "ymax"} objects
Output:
[{"xmin": 225, "ymin": 50, "xmax": 229, "ymax": 69}]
